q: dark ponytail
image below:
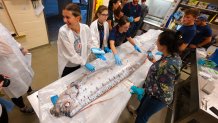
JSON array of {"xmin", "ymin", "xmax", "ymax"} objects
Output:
[
  {"xmin": 158, "ymin": 30, "xmax": 183, "ymax": 55},
  {"xmin": 118, "ymin": 16, "xmax": 129, "ymax": 27},
  {"xmin": 108, "ymin": 0, "xmax": 119, "ymax": 11}
]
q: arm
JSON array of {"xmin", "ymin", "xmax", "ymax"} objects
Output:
[
  {"xmin": 179, "ymin": 43, "xmax": 188, "ymax": 52},
  {"xmin": 88, "ymin": 25, "xmax": 98, "ymax": 49},
  {"xmin": 107, "ymin": 20, "xmax": 113, "ymax": 31},
  {"xmin": 179, "ymin": 28, "xmax": 196, "ymax": 52},
  {"xmin": 134, "ymin": 17, "xmax": 140, "ymax": 22},
  {"xmin": 90, "ymin": 22, "xmax": 100, "ymax": 48},
  {"xmin": 127, "ymin": 37, "xmax": 136, "ymax": 46},
  {"xmin": 197, "ymin": 36, "xmax": 212, "ymax": 47},
  {"xmin": 189, "ymin": 36, "xmax": 212, "ymax": 48},
  {"xmin": 110, "ymin": 40, "xmax": 118, "ymax": 54},
  {"xmin": 134, "ymin": 5, "xmax": 141, "ymax": 22},
  {"xmin": 107, "ymin": 11, "xmax": 114, "ymax": 31}
]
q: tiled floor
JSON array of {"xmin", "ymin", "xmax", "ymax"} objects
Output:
[{"xmin": 6, "ymin": 43, "xmax": 190, "ymax": 123}]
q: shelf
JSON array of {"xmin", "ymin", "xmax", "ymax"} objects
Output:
[{"xmin": 180, "ymin": 3, "xmax": 218, "ymax": 13}]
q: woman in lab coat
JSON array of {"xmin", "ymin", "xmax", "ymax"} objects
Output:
[
  {"xmin": 0, "ymin": 23, "xmax": 34, "ymax": 113},
  {"xmin": 109, "ymin": 16, "xmax": 142, "ymax": 65},
  {"xmin": 58, "ymin": 3, "xmax": 96, "ymax": 77},
  {"xmin": 90, "ymin": 5, "xmax": 110, "ymax": 53}
]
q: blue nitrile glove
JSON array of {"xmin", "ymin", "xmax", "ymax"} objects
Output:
[
  {"xmin": 128, "ymin": 16, "xmax": 134, "ymax": 22},
  {"xmin": 95, "ymin": 54, "xmax": 106, "ymax": 61},
  {"xmin": 155, "ymin": 51, "xmax": 163, "ymax": 56},
  {"xmin": 91, "ymin": 48, "xmax": 105, "ymax": 55},
  {"xmin": 85, "ymin": 63, "xmax": 95, "ymax": 72},
  {"xmin": 134, "ymin": 45, "xmax": 142, "ymax": 53},
  {"xmin": 114, "ymin": 54, "xmax": 122, "ymax": 65},
  {"xmin": 50, "ymin": 95, "xmax": 59, "ymax": 105},
  {"xmin": 130, "ymin": 86, "xmax": 145, "ymax": 101},
  {"xmin": 104, "ymin": 47, "xmax": 112, "ymax": 53},
  {"xmin": 147, "ymin": 51, "xmax": 153, "ymax": 60}
]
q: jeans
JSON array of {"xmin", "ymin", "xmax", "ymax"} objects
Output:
[{"xmin": 135, "ymin": 95, "xmax": 166, "ymax": 123}]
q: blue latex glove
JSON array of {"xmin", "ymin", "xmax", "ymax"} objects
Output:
[
  {"xmin": 104, "ymin": 47, "xmax": 112, "ymax": 53},
  {"xmin": 95, "ymin": 54, "xmax": 106, "ymax": 61},
  {"xmin": 50, "ymin": 95, "xmax": 59, "ymax": 105},
  {"xmin": 114, "ymin": 54, "xmax": 122, "ymax": 65},
  {"xmin": 147, "ymin": 51, "xmax": 153, "ymax": 60},
  {"xmin": 155, "ymin": 51, "xmax": 163, "ymax": 56},
  {"xmin": 134, "ymin": 45, "xmax": 142, "ymax": 53},
  {"xmin": 130, "ymin": 86, "xmax": 145, "ymax": 101},
  {"xmin": 91, "ymin": 48, "xmax": 105, "ymax": 55},
  {"xmin": 128, "ymin": 16, "xmax": 134, "ymax": 22},
  {"xmin": 85, "ymin": 63, "xmax": 95, "ymax": 72}
]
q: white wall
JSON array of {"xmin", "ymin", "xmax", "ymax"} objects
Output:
[{"xmin": 0, "ymin": 0, "xmax": 49, "ymax": 49}]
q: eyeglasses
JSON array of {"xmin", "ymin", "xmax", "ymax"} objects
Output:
[{"xmin": 101, "ymin": 14, "xmax": 108, "ymax": 16}]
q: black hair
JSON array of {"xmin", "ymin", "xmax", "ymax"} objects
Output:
[
  {"xmin": 108, "ymin": 0, "xmax": 120, "ymax": 11},
  {"xmin": 64, "ymin": 3, "xmax": 81, "ymax": 17},
  {"xmin": 158, "ymin": 30, "xmax": 183, "ymax": 55},
  {"xmin": 118, "ymin": 16, "xmax": 129, "ymax": 26}
]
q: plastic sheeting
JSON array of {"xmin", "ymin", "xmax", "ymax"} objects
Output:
[{"xmin": 28, "ymin": 29, "xmax": 162, "ymax": 123}]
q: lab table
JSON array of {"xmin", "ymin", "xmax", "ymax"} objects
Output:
[
  {"xmin": 27, "ymin": 29, "xmax": 162, "ymax": 123},
  {"xmin": 166, "ymin": 48, "xmax": 218, "ymax": 123}
]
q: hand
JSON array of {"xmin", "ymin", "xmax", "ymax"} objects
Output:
[
  {"xmin": 21, "ymin": 48, "xmax": 29, "ymax": 55},
  {"xmin": 128, "ymin": 16, "xmax": 134, "ymax": 22},
  {"xmin": 130, "ymin": 86, "xmax": 144, "ymax": 101},
  {"xmin": 104, "ymin": 47, "xmax": 112, "ymax": 53},
  {"xmin": 85, "ymin": 63, "xmax": 95, "ymax": 72},
  {"xmin": 189, "ymin": 44, "xmax": 197, "ymax": 49},
  {"xmin": 134, "ymin": 45, "xmax": 142, "ymax": 53},
  {"xmin": 114, "ymin": 54, "xmax": 122, "ymax": 65},
  {"xmin": 91, "ymin": 48, "xmax": 105, "ymax": 55},
  {"xmin": 147, "ymin": 51, "xmax": 156, "ymax": 63},
  {"xmin": 95, "ymin": 54, "xmax": 106, "ymax": 61}
]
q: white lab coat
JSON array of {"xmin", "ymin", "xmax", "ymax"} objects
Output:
[
  {"xmin": 0, "ymin": 23, "xmax": 34, "ymax": 98},
  {"xmin": 57, "ymin": 23, "xmax": 95, "ymax": 77},
  {"xmin": 90, "ymin": 19, "xmax": 109, "ymax": 49}
]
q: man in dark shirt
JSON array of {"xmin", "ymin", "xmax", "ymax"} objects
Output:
[
  {"xmin": 189, "ymin": 15, "xmax": 212, "ymax": 48},
  {"xmin": 178, "ymin": 8, "xmax": 199, "ymax": 52},
  {"xmin": 122, "ymin": 0, "xmax": 141, "ymax": 37}
]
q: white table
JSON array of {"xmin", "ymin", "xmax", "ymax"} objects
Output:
[{"xmin": 27, "ymin": 29, "xmax": 162, "ymax": 123}]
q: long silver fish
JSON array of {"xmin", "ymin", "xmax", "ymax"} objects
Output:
[{"xmin": 50, "ymin": 52, "xmax": 147, "ymax": 117}]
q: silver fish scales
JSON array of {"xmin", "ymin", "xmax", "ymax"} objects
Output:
[{"xmin": 50, "ymin": 52, "xmax": 147, "ymax": 117}]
